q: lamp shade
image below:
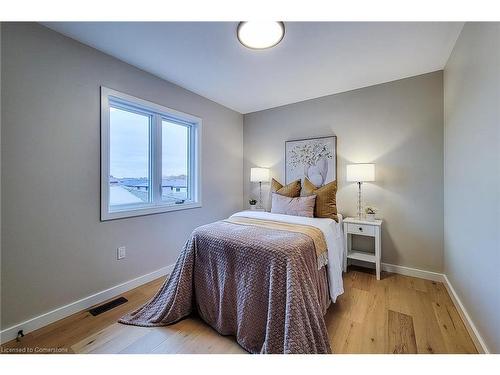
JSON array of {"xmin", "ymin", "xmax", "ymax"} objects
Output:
[
  {"xmin": 346, "ymin": 164, "xmax": 375, "ymax": 182},
  {"xmin": 250, "ymin": 167, "xmax": 270, "ymax": 182}
]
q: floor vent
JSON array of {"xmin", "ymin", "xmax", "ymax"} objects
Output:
[{"xmin": 89, "ymin": 297, "xmax": 128, "ymax": 316}]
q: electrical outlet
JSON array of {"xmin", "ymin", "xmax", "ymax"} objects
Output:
[{"xmin": 117, "ymin": 246, "xmax": 126, "ymax": 260}]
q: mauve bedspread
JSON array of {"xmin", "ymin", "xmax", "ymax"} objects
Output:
[{"xmin": 119, "ymin": 220, "xmax": 332, "ymax": 354}]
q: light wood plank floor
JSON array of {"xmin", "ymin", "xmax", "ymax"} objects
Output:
[{"xmin": 1, "ymin": 267, "xmax": 477, "ymax": 354}]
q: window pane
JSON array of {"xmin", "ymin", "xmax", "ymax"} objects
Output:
[
  {"xmin": 109, "ymin": 106, "xmax": 150, "ymax": 207},
  {"xmin": 162, "ymin": 120, "xmax": 189, "ymax": 204}
]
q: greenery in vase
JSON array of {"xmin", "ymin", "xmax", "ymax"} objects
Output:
[
  {"xmin": 365, "ymin": 207, "xmax": 376, "ymax": 214},
  {"xmin": 249, "ymin": 199, "xmax": 257, "ymax": 206}
]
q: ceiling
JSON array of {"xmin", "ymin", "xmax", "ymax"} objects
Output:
[{"xmin": 43, "ymin": 22, "xmax": 463, "ymax": 114}]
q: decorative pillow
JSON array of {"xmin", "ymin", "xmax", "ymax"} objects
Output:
[
  {"xmin": 270, "ymin": 193, "xmax": 317, "ymax": 218},
  {"xmin": 271, "ymin": 178, "xmax": 301, "ymax": 198},
  {"xmin": 302, "ymin": 177, "xmax": 338, "ymax": 222}
]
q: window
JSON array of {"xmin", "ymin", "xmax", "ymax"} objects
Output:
[{"xmin": 101, "ymin": 87, "xmax": 201, "ymax": 220}]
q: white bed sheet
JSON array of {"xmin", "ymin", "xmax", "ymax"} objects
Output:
[{"xmin": 231, "ymin": 210, "xmax": 345, "ymax": 302}]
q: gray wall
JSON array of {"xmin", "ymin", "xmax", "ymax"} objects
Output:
[
  {"xmin": 1, "ymin": 23, "xmax": 243, "ymax": 329},
  {"xmin": 244, "ymin": 71, "xmax": 444, "ymax": 272},
  {"xmin": 444, "ymin": 23, "xmax": 500, "ymax": 353}
]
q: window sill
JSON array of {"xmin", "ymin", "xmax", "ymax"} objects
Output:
[{"xmin": 101, "ymin": 201, "xmax": 202, "ymax": 221}]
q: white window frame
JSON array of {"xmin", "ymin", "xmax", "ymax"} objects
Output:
[{"xmin": 101, "ymin": 87, "xmax": 202, "ymax": 221}]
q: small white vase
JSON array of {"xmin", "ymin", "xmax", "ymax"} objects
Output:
[
  {"xmin": 249, "ymin": 205, "xmax": 256, "ymax": 211},
  {"xmin": 366, "ymin": 213, "xmax": 376, "ymax": 221}
]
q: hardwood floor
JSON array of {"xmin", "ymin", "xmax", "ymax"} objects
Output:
[{"xmin": 1, "ymin": 267, "xmax": 477, "ymax": 354}]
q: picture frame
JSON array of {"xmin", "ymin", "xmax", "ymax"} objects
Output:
[{"xmin": 285, "ymin": 136, "xmax": 337, "ymax": 187}]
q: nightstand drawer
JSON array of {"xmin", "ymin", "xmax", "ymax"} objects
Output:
[{"xmin": 347, "ymin": 223, "xmax": 375, "ymax": 236}]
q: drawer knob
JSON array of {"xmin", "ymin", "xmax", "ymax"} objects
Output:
[{"xmin": 359, "ymin": 227, "xmax": 363, "ymax": 231}]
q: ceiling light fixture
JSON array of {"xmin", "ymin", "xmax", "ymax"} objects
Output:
[{"xmin": 237, "ymin": 21, "xmax": 285, "ymax": 50}]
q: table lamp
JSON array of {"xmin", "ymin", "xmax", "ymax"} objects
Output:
[
  {"xmin": 250, "ymin": 167, "xmax": 270, "ymax": 209},
  {"xmin": 346, "ymin": 163, "xmax": 375, "ymax": 219}
]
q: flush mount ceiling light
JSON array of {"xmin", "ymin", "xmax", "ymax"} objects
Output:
[{"xmin": 237, "ymin": 21, "xmax": 285, "ymax": 50}]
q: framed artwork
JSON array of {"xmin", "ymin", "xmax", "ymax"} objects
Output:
[{"xmin": 285, "ymin": 136, "xmax": 337, "ymax": 187}]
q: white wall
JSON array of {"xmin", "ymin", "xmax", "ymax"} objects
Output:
[
  {"xmin": 244, "ymin": 72, "xmax": 444, "ymax": 272},
  {"xmin": 444, "ymin": 22, "xmax": 500, "ymax": 353},
  {"xmin": 0, "ymin": 23, "xmax": 244, "ymax": 329}
]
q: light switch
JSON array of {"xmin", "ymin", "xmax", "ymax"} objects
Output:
[{"xmin": 117, "ymin": 246, "xmax": 126, "ymax": 260}]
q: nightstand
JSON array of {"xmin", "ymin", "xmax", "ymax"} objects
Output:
[{"xmin": 343, "ymin": 217, "xmax": 383, "ymax": 280}]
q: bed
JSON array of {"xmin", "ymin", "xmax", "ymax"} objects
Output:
[{"xmin": 119, "ymin": 210, "xmax": 345, "ymax": 354}]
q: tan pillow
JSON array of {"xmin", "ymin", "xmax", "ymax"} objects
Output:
[
  {"xmin": 271, "ymin": 193, "xmax": 316, "ymax": 218},
  {"xmin": 271, "ymin": 178, "xmax": 301, "ymax": 198},
  {"xmin": 302, "ymin": 177, "xmax": 338, "ymax": 222}
]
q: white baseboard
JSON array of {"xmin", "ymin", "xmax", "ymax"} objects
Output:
[
  {"xmin": 349, "ymin": 259, "xmax": 444, "ymax": 282},
  {"xmin": 381, "ymin": 262, "xmax": 444, "ymax": 282},
  {"xmin": 442, "ymin": 275, "xmax": 490, "ymax": 354},
  {"xmin": 0, "ymin": 264, "xmax": 174, "ymax": 344}
]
